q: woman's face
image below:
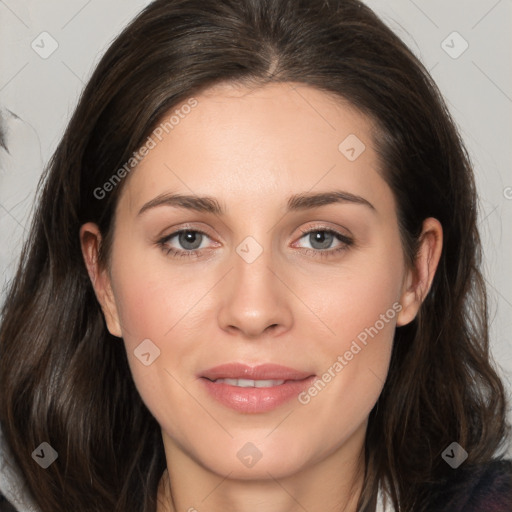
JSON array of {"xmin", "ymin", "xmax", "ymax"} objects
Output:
[{"xmin": 82, "ymin": 82, "xmax": 439, "ymax": 482}]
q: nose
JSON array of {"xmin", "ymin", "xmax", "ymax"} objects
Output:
[{"xmin": 217, "ymin": 239, "xmax": 293, "ymax": 340}]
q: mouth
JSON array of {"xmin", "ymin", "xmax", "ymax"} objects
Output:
[
  {"xmin": 204, "ymin": 378, "xmax": 289, "ymax": 387},
  {"xmin": 199, "ymin": 363, "xmax": 316, "ymax": 413}
]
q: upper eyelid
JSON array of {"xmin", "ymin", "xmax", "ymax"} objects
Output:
[{"xmin": 160, "ymin": 227, "xmax": 214, "ymax": 243}]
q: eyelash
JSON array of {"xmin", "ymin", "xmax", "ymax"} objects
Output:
[{"xmin": 157, "ymin": 226, "xmax": 354, "ymax": 260}]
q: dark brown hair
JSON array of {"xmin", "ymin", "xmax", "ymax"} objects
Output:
[{"xmin": 0, "ymin": 0, "xmax": 510, "ymax": 511}]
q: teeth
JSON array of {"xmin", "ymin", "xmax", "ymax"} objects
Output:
[{"xmin": 214, "ymin": 378, "xmax": 286, "ymax": 387}]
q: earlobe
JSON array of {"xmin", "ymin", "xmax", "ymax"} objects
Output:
[
  {"xmin": 79, "ymin": 223, "xmax": 123, "ymax": 338},
  {"xmin": 396, "ymin": 217, "xmax": 443, "ymax": 327}
]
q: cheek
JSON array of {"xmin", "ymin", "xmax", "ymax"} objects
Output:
[
  {"xmin": 293, "ymin": 236, "xmax": 403, "ymax": 428},
  {"xmin": 300, "ymin": 234, "xmax": 404, "ymax": 352},
  {"xmin": 108, "ymin": 232, "xmax": 195, "ymax": 344},
  {"xmin": 106, "ymin": 240, "xmax": 222, "ymax": 417},
  {"xmin": 109, "ymin": 258, "xmax": 200, "ymax": 430}
]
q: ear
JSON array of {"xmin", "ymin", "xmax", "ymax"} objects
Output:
[
  {"xmin": 396, "ymin": 217, "xmax": 443, "ymax": 327},
  {"xmin": 79, "ymin": 222, "xmax": 123, "ymax": 338}
]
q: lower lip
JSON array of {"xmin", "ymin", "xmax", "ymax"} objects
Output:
[{"xmin": 200, "ymin": 376, "xmax": 316, "ymax": 413}]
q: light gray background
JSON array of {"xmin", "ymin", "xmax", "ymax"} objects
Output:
[{"xmin": 1, "ymin": 0, "xmax": 511, "ymax": 457}]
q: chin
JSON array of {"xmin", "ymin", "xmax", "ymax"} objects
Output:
[{"xmin": 198, "ymin": 437, "xmax": 314, "ymax": 480}]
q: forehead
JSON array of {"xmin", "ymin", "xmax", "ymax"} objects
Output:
[{"xmin": 118, "ymin": 82, "xmax": 391, "ymax": 218}]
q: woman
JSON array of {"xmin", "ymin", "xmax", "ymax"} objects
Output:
[{"xmin": 0, "ymin": 0, "xmax": 511, "ymax": 511}]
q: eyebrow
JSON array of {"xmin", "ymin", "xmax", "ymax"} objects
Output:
[{"xmin": 137, "ymin": 190, "xmax": 376, "ymax": 217}]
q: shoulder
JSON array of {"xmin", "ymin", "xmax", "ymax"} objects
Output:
[{"xmin": 426, "ymin": 458, "xmax": 512, "ymax": 512}]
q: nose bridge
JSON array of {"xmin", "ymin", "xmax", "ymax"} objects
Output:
[
  {"xmin": 235, "ymin": 233, "xmax": 275, "ymax": 294},
  {"xmin": 234, "ymin": 229, "xmax": 280, "ymax": 306},
  {"xmin": 217, "ymin": 228, "xmax": 293, "ymax": 338}
]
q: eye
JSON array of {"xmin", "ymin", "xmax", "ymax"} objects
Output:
[
  {"xmin": 157, "ymin": 226, "xmax": 354, "ymax": 260},
  {"xmin": 158, "ymin": 229, "xmax": 213, "ymax": 259},
  {"xmin": 294, "ymin": 227, "xmax": 354, "ymax": 259}
]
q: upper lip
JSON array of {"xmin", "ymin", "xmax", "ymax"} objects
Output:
[{"xmin": 200, "ymin": 363, "xmax": 314, "ymax": 381}]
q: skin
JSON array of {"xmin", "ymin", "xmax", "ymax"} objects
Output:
[{"xmin": 80, "ymin": 82, "xmax": 442, "ymax": 512}]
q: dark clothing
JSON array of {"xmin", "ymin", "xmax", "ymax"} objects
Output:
[{"xmin": 426, "ymin": 458, "xmax": 512, "ymax": 512}]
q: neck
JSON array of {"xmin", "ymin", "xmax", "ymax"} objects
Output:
[{"xmin": 156, "ymin": 424, "xmax": 367, "ymax": 512}]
